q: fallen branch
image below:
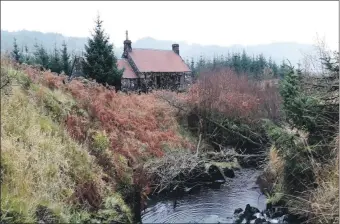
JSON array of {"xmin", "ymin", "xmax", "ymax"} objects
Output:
[
  {"xmin": 196, "ymin": 133, "xmax": 202, "ymax": 157},
  {"xmin": 0, "ymin": 79, "xmax": 10, "ymax": 89}
]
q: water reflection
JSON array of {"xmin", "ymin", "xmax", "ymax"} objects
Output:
[{"xmin": 142, "ymin": 169, "xmax": 266, "ymax": 223}]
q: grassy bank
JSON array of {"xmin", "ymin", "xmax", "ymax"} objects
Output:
[{"xmin": 0, "ymin": 59, "xmax": 195, "ymax": 223}]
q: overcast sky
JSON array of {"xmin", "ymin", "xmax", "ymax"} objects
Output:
[{"xmin": 1, "ymin": 1, "xmax": 339, "ymax": 49}]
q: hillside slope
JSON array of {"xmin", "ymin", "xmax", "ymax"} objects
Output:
[{"xmin": 0, "ymin": 59, "xmax": 194, "ymax": 223}]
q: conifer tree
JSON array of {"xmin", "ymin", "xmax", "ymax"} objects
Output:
[
  {"xmin": 11, "ymin": 38, "xmax": 21, "ymax": 63},
  {"xmin": 82, "ymin": 14, "xmax": 123, "ymax": 89},
  {"xmin": 258, "ymin": 54, "xmax": 267, "ymax": 71},
  {"xmin": 197, "ymin": 55, "xmax": 206, "ymax": 72},
  {"xmin": 278, "ymin": 60, "xmax": 289, "ymax": 79},
  {"xmin": 33, "ymin": 43, "xmax": 49, "ymax": 69},
  {"xmin": 211, "ymin": 55, "xmax": 216, "ymax": 70},
  {"xmin": 271, "ymin": 61, "xmax": 279, "ymax": 78},
  {"xmin": 49, "ymin": 43, "xmax": 62, "ymax": 73},
  {"xmin": 23, "ymin": 45, "xmax": 30, "ymax": 64},
  {"xmin": 190, "ymin": 58, "xmax": 195, "ymax": 71},
  {"xmin": 61, "ymin": 41, "xmax": 71, "ymax": 75},
  {"xmin": 225, "ymin": 52, "xmax": 231, "ymax": 67},
  {"xmin": 231, "ymin": 53, "xmax": 242, "ymax": 74},
  {"xmin": 241, "ymin": 50, "xmax": 250, "ymax": 74}
]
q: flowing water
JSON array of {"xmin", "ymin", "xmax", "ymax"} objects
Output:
[{"xmin": 142, "ymin": 169, "xmax": 267, "ymax": 223}]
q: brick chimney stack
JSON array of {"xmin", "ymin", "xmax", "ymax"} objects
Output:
[
  {"xmin": 172, "ymin": 44, "xmax": 179, "ymax": 55},
  {"xmin": 122, "ymin": 30, "xmax": 132, "ymax": 58}
]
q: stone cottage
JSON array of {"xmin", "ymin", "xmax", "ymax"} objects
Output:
[{"xmin": 118, "ymin": 31, "xmax": 192, "ymax": 92}]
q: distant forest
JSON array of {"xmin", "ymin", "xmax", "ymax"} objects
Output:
[
  {"xmin": 2, "ymin": 29, "xmax": 317, "ymax": 67},
  {"xmin": 187, "ymin": 51, "xmax": 289, "ymax": 80},
  {"xmin": 8, "ymin": 35, "xmax": 289, "ymax": 81},
  {"xmin": 5, "ymin": 29, "xmax": 297, "ymax": 80}
]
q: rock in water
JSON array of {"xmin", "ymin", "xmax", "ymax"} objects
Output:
[
  {"xmin": 252, "ymin": 207, "xmax": 260, "ymax": 214},
  {"xmin": 234, "ymin": 208, "xmax": 243, "ymax": 215},
  {"xmin": 254, "ymin": 218, "xmax": 267, "ymax": 224},
  {"xmin": 244, "ymin": 204, "xmax": 260, "ymax": 216},
  {"xmin": 243, "ymin": 204, "xmax": 260, "ymax": 222},
  {"xmin": 207, "ymin": 165, "xmax": 225, "ymax": 181},
  {"xmin": 223, "ymin": 167, "xmax": 235, "ymax": 178}
]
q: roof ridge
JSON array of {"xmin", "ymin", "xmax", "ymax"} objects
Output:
[{"xmin": 133, "ymin": 48, "xmax": 173, "ymax": 52}]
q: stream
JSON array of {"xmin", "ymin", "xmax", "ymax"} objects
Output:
[{"xmin": 141, "ymin": 169, "xmax": 267, "ymax": 223}]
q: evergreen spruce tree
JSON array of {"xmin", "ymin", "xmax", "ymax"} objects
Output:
[
  {"xmin": 49, "ymin": 43, "xmax": 62, "ymax": 73},
  {"xmin": 271, "ymin": 61, "xmax": 279, "ymax": 77},
  {"xmin": 278, "ymin": 60, "xmax": 289, "ymax": 79},
  {"xmin": 33, "ymin": 43, "xmax": 49, "ymax": 69},
  {"xmin": 82, "ymin": 15, "xmax": 123, "ymax": 89},
  {"xmin": 231, "ymin": 53, "xmax": 242, "ymax": 74},
  {"xmin": 190, "ymin": 57, "xmax": 196, "ymax": 78},
  {"xmin": 61, "ymin": 41, "xmax": 71, "ymax": 75},
  {"xmin": 206, "ymin": 58, "xmax": 212, "ymax": 70},
  {"xmin": 219, "ymin": 55, "xmax": 225, "ymax": 68},
  {"xmin": 241, "ymin": 50, "xmax": 250, "ymax": 74},
  {"xmin": 11, "ymin": 38, "xmax": 21, "ymax": 63},
  {"xmin": 268, "ymin": 57, "xmax": 273, "ymax": 69},
  {"xmin": 190, "ymin": 58, "xmax": 195, "ymax": 72},
  {"xmin": 258, "ymin": 54, "xmax": 267, "ymax": 71},
  {"xmin": 197, "ymin": 55, "xmax": 206, "ymax": 73},
  {"xmin": 23, "ymin": 45, "xmax": 30, "ymax": 64},
  {"xmin": 253, "ymin": 55, "xmax": 261, "ymax": 79},
  {"xmin": 212, "ymin": 55, "xmax": 217, "ymax": 70}
]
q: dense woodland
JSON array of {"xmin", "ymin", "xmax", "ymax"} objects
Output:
[
  {"xmin": 187, "ymin": 51, "xmax": 290, "ymax": 80},
  {"xmin": 11, "ymin": 38, "xmax": 73, "ymax": 76}
]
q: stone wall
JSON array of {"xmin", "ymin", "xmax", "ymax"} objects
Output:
[
  {"xmin": 144, "ymin": 73, "xmax": 182, "ymax": 91},
  {"xmin": 121, "ymin": 72, "xmax": 193, "ymax": 93},
  {"xmin": 121, "ymin": 78, "xmax": 139, "ymax": 92}
]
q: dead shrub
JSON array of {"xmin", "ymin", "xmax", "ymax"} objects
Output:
[{"xmin": 73, "ymin": 181, "xmax": 103, "ymax": 211}]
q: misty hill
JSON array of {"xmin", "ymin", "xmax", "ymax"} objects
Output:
[
  {"xmin": 1, "ymin": 30, "xmax": 315, "ymax": 65},
  {"xmin": 1, "ymin": 30, "xmax": 88, "ymax": 55},
  {"xmin": 133, "ymin": 37, "xmax": 315, "ymax": 66}
]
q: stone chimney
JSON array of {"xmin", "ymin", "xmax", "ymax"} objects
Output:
[
  {"xmin": 172, "ymin": 44, "xmax": 179, "ymax": 55},
  {"xmin": 122, "ymin": 30, "xmax": 132, "ymax": 58}
]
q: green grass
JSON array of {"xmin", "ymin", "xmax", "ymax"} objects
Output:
[{"xmin": 0, "ymin": 65, "xmax": 132, "ymax": 223}]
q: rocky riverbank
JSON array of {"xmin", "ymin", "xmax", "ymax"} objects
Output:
[{"xmin": 233, "ymin": 203, "xmax": 303, "ymax": 224}]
